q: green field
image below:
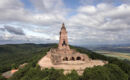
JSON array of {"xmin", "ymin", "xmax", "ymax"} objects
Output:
[{"xmin": 95, "ymin": 50, "xmax": 130, "ymax": 60}]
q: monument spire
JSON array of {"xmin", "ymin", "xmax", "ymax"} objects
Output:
[
  {"xmin": 58, "ymin": 23, "xmax": 70, "ymax": 50},
  {"xmin": 62, "ymin": 23, "xmax": 65, "ymax": 27},
  {"xmin": 61, "ymin": 22, "xmax": 66, "ymax": 29}
]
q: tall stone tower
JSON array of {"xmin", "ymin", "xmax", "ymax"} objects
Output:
[
  {"xmin": 58, "ymin": 23, "xmax": 70, "ymax": 50},
  {"xmin": 38, "ymin": 23, "xmax": 108, "ymax": 75}
]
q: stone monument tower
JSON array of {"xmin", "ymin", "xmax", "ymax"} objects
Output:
[
  {"xmin": 58, "ymin": 23, "xmax": 70, "ymax": 50},
  {"xmin": 38, "ymin": 23, "xmax": 108, "ymax": 75}
]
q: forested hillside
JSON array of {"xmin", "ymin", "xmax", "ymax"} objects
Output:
[
  {"xmin": 0, "ymin": 44, "xmax": 130, "ymax": 80},
  {"xmin": 0, "ymin": 43, "xmax": 57, "ymax": 74}
]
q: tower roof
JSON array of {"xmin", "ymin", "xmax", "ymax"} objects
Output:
[{"xmin": 61, "ymin": 23, "xmax": 66, "ymax": 29}]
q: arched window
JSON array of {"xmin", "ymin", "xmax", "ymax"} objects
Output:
[
  {"xmin": 63, "ymin": 57, "xmax": 68, "ymax": 61},
  {"xmin": 62, "ymin": 40, "xmax": 66, "ymax": 46},
  {"xmin": 70, "ymin": 57, "xmax": 75, "ymax": 61},
  {"xmin": 76, "ymin": 57, "xmax": 81, "ymax": 60}
]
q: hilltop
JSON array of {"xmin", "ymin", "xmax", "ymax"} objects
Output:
[{"xmin": 0, "ymin": 44, "xmax": 130, "ymax": 80}]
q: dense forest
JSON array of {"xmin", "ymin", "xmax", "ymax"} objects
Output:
[
  {"xmin": 0, "ymin": 43, "xmax": 57, "ymax": 78},
  {"xmin": 0, "ymin": 44, "xmax": 130, "ymax": 80}
]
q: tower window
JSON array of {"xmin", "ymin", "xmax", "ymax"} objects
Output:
[{"xmin": 62, "ymin": 40, "xmax": 66, "ymax": 46}]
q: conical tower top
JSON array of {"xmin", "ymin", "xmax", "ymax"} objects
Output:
[{"xmin": 62, "ymin": 23, "xmax": 66, "ymax": 29}]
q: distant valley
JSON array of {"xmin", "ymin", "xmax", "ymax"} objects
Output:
[
  {"xmin": 83, "ymin": 44, "xmax": 130, "ymax": 60},
  {"xmin": 95, "ymin": 51, "xmax": 130, "ymax": 60}
]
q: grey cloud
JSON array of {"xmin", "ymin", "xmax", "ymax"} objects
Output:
[
  {"xmin": 30, "ymin": 0, "xmax": 65, "ymax": 13},
  {"xmin": 0, "ymin": 0, "xmax": 65, "ymax": 27},
  {"xmin": 80, "ymin": 0, "xmax": 130, "ymax": 5},
  {"xmin": 4, "ymin": 25, "xmax": 25, "ymax": 35},
  {"xmin": 102, "ymin": 28, "xmax": 125, "ymax": 33},
  {"xmin": 0, "ymin": 28, "xmax": 5, "ymax": 31},
  {"xmin": 0, "ymin": 0, "xmax": 130, "ymax": 45},
  {"xmin": 103, "ymin": 28, "xmax": 123, "ymax": 32},
  {"xmin": 0, "ymin": 0, "xmax": 23, "ymax": 9},
  {"xmin": 66, "ymin": 3, "xmax": 130, "ymax": 45}
]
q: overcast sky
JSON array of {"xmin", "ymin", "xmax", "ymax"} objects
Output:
[{"xmin": 0, "ymin": 0, "xmax": 130, "ymax": 45}]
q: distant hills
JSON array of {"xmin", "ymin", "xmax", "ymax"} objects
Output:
[{"xmin": 83, "ymin": 44, "xmax": 130, "ymax": 53}]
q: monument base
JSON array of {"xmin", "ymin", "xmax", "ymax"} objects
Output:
[{"xmin": 38, "ymin": 48, "xmax": 108, "ymax": 75}]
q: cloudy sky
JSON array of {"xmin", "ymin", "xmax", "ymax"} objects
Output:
[{"xmin": 0, "ymin": 0, "xmax": 130, "ymax": 45}]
